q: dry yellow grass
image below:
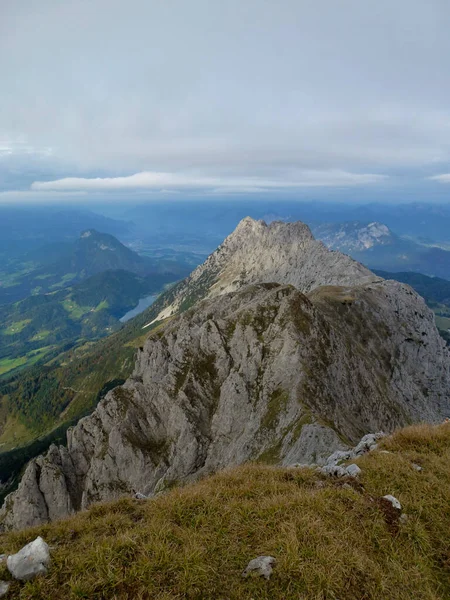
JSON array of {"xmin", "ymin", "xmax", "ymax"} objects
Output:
[{"xmin": 1, "ymin": 423, "xmax": 450, "ymax": 599}]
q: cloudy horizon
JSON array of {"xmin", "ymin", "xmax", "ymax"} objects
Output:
[{"xmin": 1, "ymin": 0, "xmax": 450, "ymax": 203}]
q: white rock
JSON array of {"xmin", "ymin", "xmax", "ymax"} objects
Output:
[
  {"xmin": 325, "ymin": 450, "xmax": 353, "ymax": 466},
  {"xmin": 399, "ymin": 513, "xmax": 409, "ymax": 525},
  {"xmin": 0, "ymin": 582, "xmax": 10, "ymax": 597},
  {"xmin": 412, "ymin": 463, "xmax": 422, "ymax": 472},
  {"xmin": 134, "ymin": 492, "xmax": 148, "ymax": 500},
  {"xmin": 7, "ymin": 537, "xmax": 50, "ymax": 581},
  {"xmin": 354, "ymin": 433, "xmax": 385, "ymax": 456},
  {"xmin": 383, "ymin": 495, "xmax": 402, "ymax": 511},
  {"xmin": 345, "ymin": 464, "xmax": 361, "ymax": 478},
  {"xmin": 318, "ymin": 465, "xmax": 348, "ymax": 478},
  {"xmin": 242, "ymin": 556, "xmax": 276, "ymax": 580}
]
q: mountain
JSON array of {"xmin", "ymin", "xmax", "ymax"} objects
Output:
[
  {"xmin": 312, "ymin": 221, "xmax": 450, "ymax": 279},
  {"xmin": 67, "ymin": 230, "xmax": 152, "ymax": 277},
  {"xmin": 312, "ymin": 221, "xmax": 399, "ymax": 253},
  {"xmin": 144, "ymin": 217, "xmax": 377, "ymax": 323},
  {"xmin": 1, "ymin": 217, "xmax": 449, "ymax": 530},
  {"xmin": 0, "ymin": 269, "xmax": 175, "ymax": 379},
  {"xmin": 0, "ymin": 229, "xmax": 172, "ymax": 306}
]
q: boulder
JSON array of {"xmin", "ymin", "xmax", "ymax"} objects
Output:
[
  {"xmin": 345, "ymin": 464, "xmax": 361, "ymax": 478},
  {"xmin": 7, "ymin": 537, "xmax": 50, "ymax": 581}
]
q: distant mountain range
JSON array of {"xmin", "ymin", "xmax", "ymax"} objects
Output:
[
  {"xmin": 0, "ymin": 229, "xmax": 177, "ymax": 306},
  {"xmin": 312, "ymin": 221, "xmax": 450, "ymax": 280},
  {"xmin": 121, "ymin": 200, "xmax": 450, "ymax": 246}
]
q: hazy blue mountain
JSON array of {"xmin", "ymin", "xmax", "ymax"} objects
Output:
[
  {"xmin": 120, "ymin": 200, "xmax": 450, "ymax": 246},
  {"xmin": 0, "ymin": 229, "xmax": 180, "ymax": 306},
  {"xmin": 312, "ymin": 221, "xmax": 450, "ymax": 279}
]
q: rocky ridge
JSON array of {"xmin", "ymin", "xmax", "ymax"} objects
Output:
[
  {"xmin": 143, "ymin": 217, "xmax": 379, "ymax": 326},
  {"xmin": 1, "ymin": 218, "xmax": 449, "ymax": 531}
]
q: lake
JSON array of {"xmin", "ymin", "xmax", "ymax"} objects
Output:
[{"xmin": 119, "ymin": 294, "xmax": 158, "ymax": 323}]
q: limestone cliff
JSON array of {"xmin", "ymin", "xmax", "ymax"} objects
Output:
[{"xmin": 1, "ymin": 218, "xmax": 449, "ymax": 531}]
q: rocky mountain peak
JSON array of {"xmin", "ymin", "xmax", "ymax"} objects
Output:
[
  {"xmin": 146, "ymin": 216, "xmax": 379, "ymax": 326},
  {"xmin": 232, "ymin": 216, "xmax": 314, "ymax": 241}
]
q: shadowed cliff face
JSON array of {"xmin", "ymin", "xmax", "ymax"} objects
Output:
[{"xmin": 2, "ymin": 219, "xmax": 450, "ymax": 531}]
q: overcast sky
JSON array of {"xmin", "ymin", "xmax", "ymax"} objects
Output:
[{"xmin": 1, "ymin": 0, "xmax": 450, "ymax": 203}]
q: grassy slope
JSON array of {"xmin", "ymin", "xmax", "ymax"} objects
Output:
[{"xmin": 1, "ymin": 423, "xmax": 449, "ymax": 599}]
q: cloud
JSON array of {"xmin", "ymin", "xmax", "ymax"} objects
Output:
[
  {"xmin": 30, "ymin": 169, "xmax": 387, "ymax": 193},
  {"xmin": 1, "ymin": 1, "xmax": 450, "ymax": 199},
  {"xmin": 429, "ymin": 174, "xmax": 450, "ymax": 183}
]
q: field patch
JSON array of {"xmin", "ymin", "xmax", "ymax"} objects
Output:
[{"xmin": 2, "ymin": 319, "xmax": 32, "ymax": 336}]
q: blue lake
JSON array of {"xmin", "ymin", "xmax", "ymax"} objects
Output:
[{"xmin": 119, "ymin": 294, "xmax": 158, "ymax": 323}]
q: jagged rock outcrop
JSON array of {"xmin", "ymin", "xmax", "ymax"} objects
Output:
[{"xmin": 1, "ymin": 218, "xmax": 450, "ymax": 530}]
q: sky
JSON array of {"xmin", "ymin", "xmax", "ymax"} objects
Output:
[{"xmin": 1, "ymin": 0, "xmax": 450, "ymax": 204}]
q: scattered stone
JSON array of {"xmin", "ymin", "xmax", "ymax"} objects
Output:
[
  {"xmin": 134, "ymin": 492, "xmax": 148, "ymax": 500},
  {"xmin": 242, "ymin": 556, "xmax": 276, "ymax": 580},
  {"xmin": 0, "ymin": 581, "xmax": 10, "ymax": 597},
  {"xmin": 325, "ymin": 450, "xmax": 352, "ymax": 466},
  {"xmin": 317, "ymin": 465, "xmax": 348, "ymax": 478},
  {"xmin": 342, "ymin": 483, "xmax": 353, "ymax": 491},
  {"xmin": 399, "ymin": 513, "xmax": 409, "ymax": 525},
  {"xmin": 383, "ymin": 495, "xmax": 402, "ymax": 511},
  {"xmin": 322, "ymin": 432, "xmax": 386, "ymax": 471},
  {"xmin": 345, "ymin": 464, "xmax": 361, "ymax": 478},
  {"xmin": 353, "ymin": 433, "xmax": 385, "ymax": 456},
  {"xmin": 7, "ymin": 537, "xmax": 50, "ymax": 581},
  {"xmin": 412, "ymin": 463, "xmax": 422, "ymax": 472}
]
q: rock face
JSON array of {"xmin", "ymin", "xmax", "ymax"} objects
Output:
[{"xmin": 1, "ymin": 218, "xmax": 450, "ymax": 530}]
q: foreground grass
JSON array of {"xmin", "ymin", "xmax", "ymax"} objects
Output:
[{"xmin": 1, "ymin": 423, "xmax": 450, "ymax": 599}]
